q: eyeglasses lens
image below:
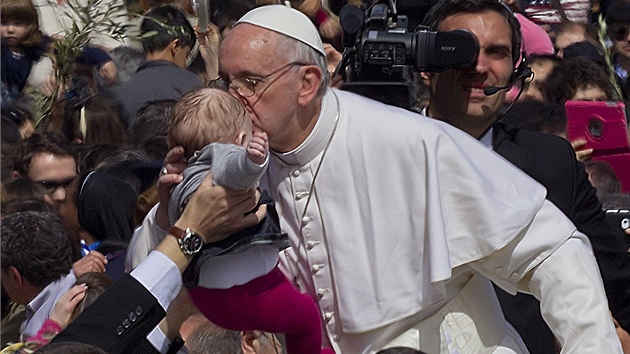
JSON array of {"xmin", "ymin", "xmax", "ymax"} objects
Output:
[{"xmin": 230, "ymin": 78, "xmax": 255, "ymax": 97}]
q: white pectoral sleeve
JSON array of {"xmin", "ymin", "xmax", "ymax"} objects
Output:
[
  {"xmin": 126, "ymin": 204, "xmax": 168, "ymax": 271},
  {"xmin": 526, "ymin": 233, "xmax": 622, "ymax": 354}
]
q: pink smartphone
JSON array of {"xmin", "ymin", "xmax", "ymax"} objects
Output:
[
  {"xmin": 565, "ymin": 100, "xmax": 629, "ymax": 157},
  {"xmin": 565, "ymin": 100, "xmax": 630, "ymax": 193}
]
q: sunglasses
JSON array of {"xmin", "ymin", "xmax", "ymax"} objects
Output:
[
  {"xmin": 609, "ymin": 24, "xmax": 630, "ymax": 41},
  {"xmin": 34, "ymin": 175, "xmax": 77, "ymax": 195}
]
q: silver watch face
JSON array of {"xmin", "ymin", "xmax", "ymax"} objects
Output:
[{"xmin": 180, "ymin": 230, "xmax": 203, "ymax": 255}]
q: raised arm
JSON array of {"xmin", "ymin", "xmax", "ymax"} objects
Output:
[
  {"xmin": 157, "ymin": 169, "xmax": 266, "ymax": 272},
  {"xmin": 52, "ymin": 171, "xmax": 266, "ymax": 353}
]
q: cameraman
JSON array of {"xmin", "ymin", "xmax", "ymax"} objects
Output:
[{"xmin": 420, "ymin": 0, "xmax": 630, "ymax": 353}]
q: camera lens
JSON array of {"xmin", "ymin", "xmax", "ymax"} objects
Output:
[{"xmin": 588, "ymin": 119, "xmax": 603, "ymax": 138}]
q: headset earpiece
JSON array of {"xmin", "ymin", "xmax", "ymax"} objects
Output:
[
  {"xmin": 511, "ymin": 53, "xmax": 529, "ymax": 83},
  {"xmin": 482, "ymin": 5, "xmax": 533, "ymax": 97},
  {"xmin": 497, "ymin": 1, "xmax": 532, "ymax": 85}
]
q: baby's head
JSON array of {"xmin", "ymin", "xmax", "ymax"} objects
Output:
[{"xmin": 169, "ymin": 88, "xmax": 251, "ymax": 160}]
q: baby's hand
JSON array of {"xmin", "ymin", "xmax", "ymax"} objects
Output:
[{"xmin": 247, "ymin": 130, "xmax": 268, "ymax": 165}]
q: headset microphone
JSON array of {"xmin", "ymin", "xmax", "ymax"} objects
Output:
[{"xmin": 483, "ymin": 67, "xmax": 532, "ymax": 96}]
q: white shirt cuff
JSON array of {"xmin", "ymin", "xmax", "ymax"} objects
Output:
[
  {"xmin": 146, "ymin": 326, "xmax": 170, "ymax": 353},
  {"xmin": 130, "ymin": 251, "xmax": 182, "ymax": 310}
]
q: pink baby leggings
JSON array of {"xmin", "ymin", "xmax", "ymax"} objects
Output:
[{"xmin": 188, "ymin": 266, "xmax": 325, "ymax": 354}]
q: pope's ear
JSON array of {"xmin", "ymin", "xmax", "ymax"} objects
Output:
[{"xmin": 297, "ymin": 65, "xmax": 323, "ymax": 106}]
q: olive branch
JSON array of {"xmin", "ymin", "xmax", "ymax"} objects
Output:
[
  {"xmin": 29, "ymin": 0, "xmax": 129, "ymax": 125},
  {"xmin": 597, "ymin": 14, "xmax": 624, "ymax": 101}
]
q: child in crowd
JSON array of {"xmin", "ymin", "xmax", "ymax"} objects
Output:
[
  {"xmin": 1, "ymin": 272, "xmax": 112, "ymax": 354},
  {"xmin": 0, "ymin": 0, "xmax": 113, "ymax": 103},
  {"xmin": 1, "ymin": 0, "xmax": 50, "ymax": 100},
  {"xmin": 167, "ymin": 88, "xmax": 327, "ymax": 354}
]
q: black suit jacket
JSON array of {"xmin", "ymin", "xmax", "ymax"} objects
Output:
[
  {"xmin": 50, "ymin": 274, "xmax": 165, "ymax": 353},
  {"xmin": 492, "ymin": 123, "xmax": 630, "ymax": 353}
]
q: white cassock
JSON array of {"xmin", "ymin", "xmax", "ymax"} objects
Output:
[{"xmin": 261, "ymin": 89, "xmax": 622, "ymax": 354}]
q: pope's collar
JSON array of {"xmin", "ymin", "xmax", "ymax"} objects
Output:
[{"xmin": 272, "ymin": 89, "xmax": 339, "ymax": 166}]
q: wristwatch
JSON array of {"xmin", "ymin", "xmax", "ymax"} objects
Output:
[{"xmin": 169, "ymin": 226, "xmax": 204, "ymax": 255}]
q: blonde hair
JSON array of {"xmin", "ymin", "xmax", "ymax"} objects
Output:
[{"xmin": 169, "ymin": 88, "xmax": 250, "ymax": 159}]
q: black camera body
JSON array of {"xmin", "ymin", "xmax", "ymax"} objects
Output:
[{"xmin": 338, "ymin": 1, "xmax": 479, "ymax": 110}]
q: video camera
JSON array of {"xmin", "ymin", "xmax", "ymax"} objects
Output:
[{"xmin": 336, "ymin": 0, "xmax": 480, "ymax": 110}]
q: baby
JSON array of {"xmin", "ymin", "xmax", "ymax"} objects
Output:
[{"xmin": 167, "ymin": 88, "xmax": 324, "ymax": 354}]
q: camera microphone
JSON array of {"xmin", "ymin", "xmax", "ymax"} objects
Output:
[
  {"xmin": 483, "ymin": 67, "xmax": 532, "ymax": 96},
  {"xmin": 334, "ymin": 4, "xmax": 364, "ymax": 79},
  {"xmin": 339, "ymin": 4, "xmax": 364, "ymax": 49}
]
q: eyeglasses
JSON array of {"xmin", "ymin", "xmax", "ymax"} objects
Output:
[
  {"xmin": 609, "ymin": 24, "xmax": 630, "ymax": 41},
  {"xmin": 216, "ymin": 62, "xmax": 308, "ymax": 98},
  {"xmin": 34, "ymin": 175, "xmax": 77, "ymax": 195}
]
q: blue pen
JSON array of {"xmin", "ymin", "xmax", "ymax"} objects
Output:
[
  {"xmin": 80, "ymin": 240, "xmax": 90, "ymax": 256},
  {"xmin": 81, "ymin": 240, "xmax": 102, "ymax": 257}
]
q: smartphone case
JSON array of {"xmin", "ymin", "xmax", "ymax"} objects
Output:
[
  {"xmin": 565, "ymin": 100, "xmax": 629, "ymax": 156},
  {"xmin": 565, "ymin": 100, "xmax": 630, "ymax": 193}
]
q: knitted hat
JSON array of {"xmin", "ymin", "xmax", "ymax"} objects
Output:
[
  {"xmin": 606, "ymin": 1, "xmax": 630, "ymax": 24},
  {"xmin": 236, "ymin": 5, "xmax": 326, "ymax": 57}
]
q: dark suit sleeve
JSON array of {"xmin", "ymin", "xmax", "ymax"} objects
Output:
[
  {"xmin": 572, "ymin": 160, "xmax": 630, "ymax": 330},
  {"xmin": 51, "ymin": 274, "xmax": 166, "ymax": 353}
]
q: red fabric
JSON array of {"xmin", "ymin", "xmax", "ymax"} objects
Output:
[{"xmin": 315, "ymin": 8, "xmax": 329, "ymax": 27}]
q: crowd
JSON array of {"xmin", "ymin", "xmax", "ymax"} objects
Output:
[{"xmin": 1, "ymin": 0, "xmax": 630, "ymax": 353}]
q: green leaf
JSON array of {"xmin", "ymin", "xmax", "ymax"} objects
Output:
[
  {"xmin": 29, "ymin": 0, "xmax": 129, "ymax": 128},
  {"xmin": 597, "ymin": 14, "xmax": 623, "ymax": 101}
]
